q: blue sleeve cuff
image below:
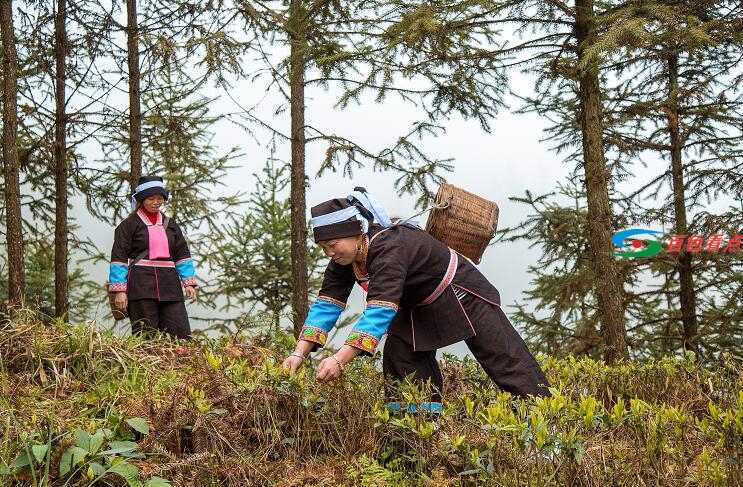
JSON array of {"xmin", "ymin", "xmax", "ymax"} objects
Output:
[
  {"xmin": 108, "ymin": 263, "xmax": 128, "ymax": 285},
  {"xmin": 300, "ymin": 297, "xmax": 346, "ymax": 349},
  {"xmin": 175, "ymin": 258, "xmax": 196, "ymax": 280},
  {"xmin": 108, "ymin": 263, "xmax": 128, "ymax": 292},
  {"xmin": 345, "ymin": 303, "xmax": 397, "ymax": 355}
]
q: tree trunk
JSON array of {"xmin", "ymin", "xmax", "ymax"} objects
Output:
[
  {"xmin": 666, "ymin": 53, "xmax": 698, "ymax": 356},
  {"xmin": 1, "ymin": 0, "xmax": 25, "ymax": 308},
  {"xmin": 575, "ymin": 0, "xmax": 629, "ymax": 362},
  {"xmin": 126, "ymin": 0, "xmax": 142, "ymax": 191},
  {"xmin": 54, "ymin": 0, "xmax": 69, "ymax": 319},
  {"xmin": 289, "ymin": 0, "xmax": 308, "ymax": 337}
]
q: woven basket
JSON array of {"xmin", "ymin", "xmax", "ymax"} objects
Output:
[{"xmin": 425, "ymin": 183, "xmax": 499, "ymax": 264}]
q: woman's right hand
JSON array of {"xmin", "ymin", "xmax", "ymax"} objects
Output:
[
  {"xmin": 114, "ymin": 292, "xmax": 128, "ymax": 311},
  {"xmin": 281, "ymin": 354, "xmax": 305, "ymax": 374}
]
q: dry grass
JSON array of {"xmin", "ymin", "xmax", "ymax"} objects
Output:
[{"xmin": 0, "ymin": 314, "xmax": 741, "ymax": 486}]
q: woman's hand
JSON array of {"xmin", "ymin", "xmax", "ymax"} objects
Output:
[
  {"xmin": 316, "ymin": 346, "xmax": 362, "ymax": 383},
  {"xmin": 316, "ymin": 355, "xmax": 344, "ymax": 383},
  {"xmin": 184, "ymin": 285, "xmax": 197, "ymax": 302},
  {"xmin": 281, "ymin": 354, "xmax": 306, "ymax": 373},
  {"xmin": 282, "ymin": 341, "xmax": 314, "ymax": 374},
  {"xmin": 113, "ymin": 292, "xmax": 128, "ymax": 310}
]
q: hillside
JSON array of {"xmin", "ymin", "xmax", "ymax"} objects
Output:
[{"xmin": 1, "ymin": 315, "xmax": 741, "ymax": 486}]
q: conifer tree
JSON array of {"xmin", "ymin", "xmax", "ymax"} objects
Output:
[
  {"xmin": 502, "ymin": 183, "xmax": 671, "ymax": 358},
  {"xmin": 205, "ymin": 157, "xmax": 325, "ymax": 332},
  {"xmin": 0, "ymin": 234, "xmax": 99, "ymax": 319},
  {"xmin": 139, "ymin": 68, "xmax": 241, "ymax": 234},
  {"xmin": 500, "ymin": 184, "xmax": 601, "ymax": 356},
  {"xmin": 70, "ymin": 0, "xmax": 246, "ymax": 225},
  {"xmin": 506, "ymin": 0, "xmax": 743, "ymax": 359},
  {"xmin": 54, "ymin": 0, "xmax": 69, "ymax": 318},
  {"xmin": 231, "ymin": 0, "xmax": 508, "ymax": 334},
  {"xmin": 1, "ymin": 0, "xmax": 25, "ymax": 308},
  {"xmin": 8, "ymin": 0, "xmax": 120, "ymax": 319},
  {"xmin": 575, "ymin": 0, "xmax": 628, "ymax": 362},
  {"xmin": 597, "ymin": 0, "xmax": 743, "ymax": 357},
  {"xmin": 498, "ymin": 0, "xmax": 630, "ymax": 361},
  {"xmin": 125, "ymin": 0, "xmax": 142, "ymax": 191},
  {"xmin": 287, "ymin": 0, "xmax": 309, "ymax": 337}
]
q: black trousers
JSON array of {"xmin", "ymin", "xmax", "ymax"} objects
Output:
[
  {"xmin": 383, "ymin": 291, "xmax": 549, "ymax": 406},
  {"xmin": 128, "ymin": 299, "xmax": 191, "ymax": 339}
]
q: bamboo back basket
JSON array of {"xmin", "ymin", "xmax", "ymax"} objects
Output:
[{"xmin": 425, "ymin": 183, "xmax": 499, "ymax": 264}]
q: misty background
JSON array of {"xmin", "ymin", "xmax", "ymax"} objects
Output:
[{"xmin": 77, "ymin": 68, "xmax": 570, "ymax": 353}]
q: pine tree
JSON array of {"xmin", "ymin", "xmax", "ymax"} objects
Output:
[
  {"xmin": 54, "ymin": 0, "xmax": 69, "ymax": 318},
  {"xmin": 230, "ymin": 0, "xmax": 509, "ymax": 334},
  {"xmin": 505, "ymin": 0, "xmax": 743, "ymax": 359},
  {"xmin": 500, "ymin": 183, "xmax": 601, "ymax": 356},
  {"xmin": 598, "ymin": 0, "xmax": 743, "ymax": 358},
  {"xmin": 0, "ymin": 234, "xmax": 100, "ymax": 320},
  {"xmin": 499, "ymin": 0, "xmax": 630, "ymax": 361},
  {"xmin": 204, "ymin": 157, "xmax": 325, "ymax": 332},
  {"xmin": 574, "ymin": 0, "xmax": 628, "ymax": 362},
  {"xmin": 502, "ymin": 182, "xmax": 675, "ymax": 358},
  {"xmin": 7, "ymin": 0, "xmax": 124, "ymax": 319},
  {"xmin": 139, "ymin": 67, "xmax": 241, "ymax": 234},
  {"xmin": 1, "ymin": 0, "xmax": 25, "ymax": 309},
  {"xmin": 125, "ymin": 0, "xmax": 142, "ymax": 191},
  {"xmin": 75, "ymin": 0, "xmax": 245, "ymax": 222},
  {"xmin": 287, "ymin": 0, "xmax": 310, "ymax": 338}
]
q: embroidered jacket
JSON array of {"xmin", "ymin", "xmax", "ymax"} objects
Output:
[
  {"xmin": 108, "ymin": 209, "xmax": 197, "ymax": 301},
  {"xmin": 300, "ymin": 225, "xmax": 501, "ymax": 355}
]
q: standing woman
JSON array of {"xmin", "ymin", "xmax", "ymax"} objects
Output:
[
  {"xmin": 108, "ymin": 176, "xmax": 197, "ymax": 339},
  {"xmin": 283, "ymin": 188, "xmax": 549, "ymax": 412}
]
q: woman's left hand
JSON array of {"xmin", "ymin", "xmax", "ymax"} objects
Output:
[
  {"xmin": 315, "ymin": 346, "xmax": 361, "ymax": 383},
  {"xmin": 316, "ymin": 356, "xmax": 344, "ymax": 383},
  {"xmin": 184, "ymin": 285, "xmax": 197, "ymax": 302}
]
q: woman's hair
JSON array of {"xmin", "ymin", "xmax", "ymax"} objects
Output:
[{"xmin": 127, "ymin": 201, "xmax": 141, "ymax": 218}]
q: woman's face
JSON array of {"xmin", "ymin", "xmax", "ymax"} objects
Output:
[
  {"xmin": 319, "ymin": 235, "xmax": 360, "ymax": 266},
  {"xmin": 142, "ymin": 195, "xmax": 164, "ymax": 213}
]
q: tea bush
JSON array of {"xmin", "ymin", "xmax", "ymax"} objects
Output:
[{"xmin": 0, "ymin": 317, "xmax": 741, "ymax": 486}]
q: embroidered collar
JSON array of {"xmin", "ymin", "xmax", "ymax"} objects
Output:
[
  {"xmin": 136, "ymin": 208, "xmax": 163, "ymax": 226},
  {"xmin": 352, "ymin": 261, "xmax": 368, "ymax": 281},
  {"xmin": 352, "ymin": 235, "xmax": 370, "ymax": 281}
]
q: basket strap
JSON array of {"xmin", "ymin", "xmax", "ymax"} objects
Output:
[
  {"xmin": 126, "ymin": 216, "xmax": 169, "ymax": 267},
  {"xmin": 368, "ymin": 201, "xmax": 450, "ymax": 246},
  {"xmin": 128, "ymin": 249, "xmax": 149, "ymax": 267},
  {"xmin": 418, "ymin": 248, "xmax": 458, "ymax": 306}
]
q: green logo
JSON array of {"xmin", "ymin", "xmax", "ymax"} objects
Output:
[{"xmin": 611, "ymin": 229, "xmax": 664, "ymax": 258}]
